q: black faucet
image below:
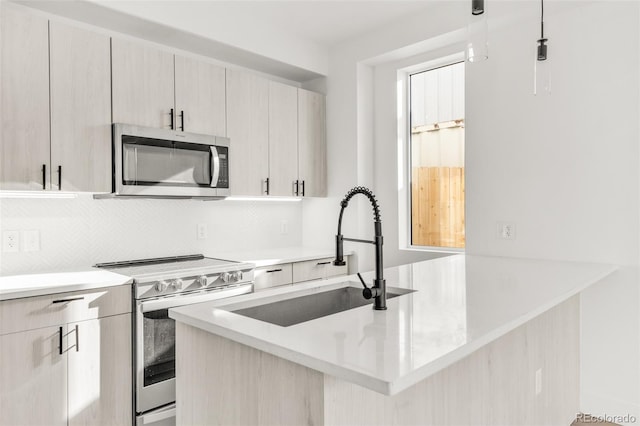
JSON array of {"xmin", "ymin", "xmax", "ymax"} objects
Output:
[{"xmin": 334, "ymin": 187, "xmax": 386, "ymax": 310}]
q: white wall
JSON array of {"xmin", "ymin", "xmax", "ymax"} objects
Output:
[
  {"xmin": 307, "ymin": 0, "xmax": 639, "ymax": 422},
  {"xmin": 0, "ymin": 195, "xmax": 302, "ymax": 276}
]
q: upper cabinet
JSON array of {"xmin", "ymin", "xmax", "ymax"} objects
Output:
[
  {"xmin": 112, "ymin": 38, "xmax": 226, "ymax": 135},
  {"xmin": 175, "ymin": 55, "xmax": 226, "ymax": 136},
  {"xmin": 268, "ymin": 81, "xmax": 298, "ymax": 196},
  {"xmin": 111, "ymin": 38, "xmax": 175, "ymax": 129},
  {"xmin": 298, "ymin": 89, "xmax": 327, "ymax": 197},
  {"xmin": 226, "ymin": 69, "xmax": 269, "ymax": 196},
  {"xmin": 0, "ymin": 6, "xmax": 50, "ymax": 190},
  {"xmin": 49, "ymin": 21, "xmax": 111, "ymax": 192}
]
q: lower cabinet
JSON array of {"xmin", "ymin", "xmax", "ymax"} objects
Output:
[
  {"xmin": 0, "ymin": 286, "xmax": 131, "ymax": 426},
  {"xmin": 253, "ymin": 256, "xmax": 350, "ymax": 292}
]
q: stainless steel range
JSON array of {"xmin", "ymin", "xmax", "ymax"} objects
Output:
[{"xmin": 95, "ymin": 254, "xmax": 254, "ymax": 426}]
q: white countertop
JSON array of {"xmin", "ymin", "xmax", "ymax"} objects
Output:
[
  {"xmin": 210, "ymin": 246, "xmax": 350, "ymax": 267},
  {"xmin": 0, "ymin": 269, "xmax": 133, "ymax": 300},
  {"xmin": 169, "ymin": 254, "xmax": 617, "ymax": 395}
]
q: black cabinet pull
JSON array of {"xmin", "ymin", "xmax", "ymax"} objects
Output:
[
  {"xmin": 52, "ymin": 297, "xmax": 84, "ymax": 304},
  {"xmin": 57, "ymin": 165, "xmax": 62, "ymax": 190},
  {"xmin": 264, "ymin": 177, "xmax": 270, "ymax": 195},
  {"xmin": 58, "ymin": 326, "xmax": 63, "ymax": 355},
  {"xmin": 170, "ymin": 108, "xmax": 175, "ymax": 130},
  {"xmin": 301, "ymin": 180, "xmax": 305, "ymax": 197},
  {"xmin": 266, "ymin": 269, "xmax": 282, "ymax": 273},
  {"xmin": 75, "ymin": 324, "xmax": 79, "ymax": 352},
  {"xmin": 41, "ymin": 164, "xmax": 46, "ymax": 190},
  {"xmin": 293, "ymin": 180, "xmax": 299, "ymax": 196},
  {"xmin": 179, "ymin": 110, "xmax": 184, "ymax": 131},
  {"xmin": 316, "ymin": 261, "xmax": 330, "ymax": 266}
]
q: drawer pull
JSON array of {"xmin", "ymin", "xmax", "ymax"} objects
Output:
[
  {"xmin": 58, "ymin": 326, "xmax": 63, "ymax": 355},
  {"xmin": 75, "ymin": 324, "xmax": 79, "ymax": 352},
  {"xmin": 316, "ymin": 261, "xmax": 331, "ymax": 266},
  {"xmin": 266, "ymin": 269, "xmax": 282, "ymax": 273},
  {"xmin": 52, "ymin": 297, "xmax": 84, "ymax": 304}
]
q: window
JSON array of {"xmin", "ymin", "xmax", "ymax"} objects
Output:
[{"xmin": 409, "ymin": 62, "xmax": 465, "ymax": 249}]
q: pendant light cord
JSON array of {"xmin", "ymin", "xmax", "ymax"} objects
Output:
[{"xmin": 540, "ymin": 0, "xmax": 545, "ymax": 39}]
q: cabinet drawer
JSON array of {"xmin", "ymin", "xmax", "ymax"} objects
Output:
[
  {"xmin": 0, "ymin": 285, "xmax": 131, "ymax": 335},
  {"xmin": 253, "ymin": 264, "xmax": 293, "ymax": 291},
  {"xmin": 292, "ymin": 257, "xmax": 348, "ymax": 283}
]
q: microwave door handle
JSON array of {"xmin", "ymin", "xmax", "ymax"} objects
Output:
[{"xmin": 210, "ymin": 146, "xmax": 220, "ymax": 188}]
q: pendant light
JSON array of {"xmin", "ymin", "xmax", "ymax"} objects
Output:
[
  {"xmin": 534, "ymin": 0, "xmax": 551, "ymax": 94},
  {"xmin": 466, "ymin": 0, "xmax": 488, "ymax": 62}
]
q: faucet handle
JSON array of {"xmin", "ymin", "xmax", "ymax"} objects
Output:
[{"xmin": 357, "ymin": 273, "xmax": 373, "ymax": 300}]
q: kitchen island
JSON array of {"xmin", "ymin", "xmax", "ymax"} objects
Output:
[{"xmin": 169, "ymin": 254, "xmax": 616, "ymax": 425}]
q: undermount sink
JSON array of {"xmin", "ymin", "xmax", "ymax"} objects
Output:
[{"xmin": 230, "ymin": 283, "xmax": 416, "ymax": 327}]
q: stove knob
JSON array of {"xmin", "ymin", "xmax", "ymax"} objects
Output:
[
  {"xmin": 171, "ymin": 279, "xmax": 183, "ymax": 290},
  {"xmin": 232, "ymin": 271, "xmax": 243, "ymax": 281},
  {"xmin": 155, "ymin": 280, "xmax": 169, "ymax": 292},
  {"xmin": 221, "ymin": 272, "xmax": 231, "ymax": 283},
  {"xmin": 196, "ymin": 275, "xmax": 208, "ymax": 288}
]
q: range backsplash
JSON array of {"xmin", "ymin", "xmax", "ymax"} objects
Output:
[{"xmin": 0, "ymin": 194, "xmax": 302, "ymax": 276}]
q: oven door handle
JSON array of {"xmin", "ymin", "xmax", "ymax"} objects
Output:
[
  {"xmin": 141, "ymin": 405, "xmax": 176, "ymax": 424},
  {"xmin": 140, "ymin": 284, "xmax": 252, "ymax": 312}
]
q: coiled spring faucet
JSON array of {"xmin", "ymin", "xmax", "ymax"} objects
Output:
[{"xmin": 334, "ymin": 186, "xmax": 386, "ymax": 310}]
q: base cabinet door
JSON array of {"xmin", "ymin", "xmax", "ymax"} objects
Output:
[
  {"xmin": 0, "ymin": 326, "xmax": 67, "ymax": 426},
  {"xmin": 67, "ymin": 314, "xmax": 132, "ymax": 426}
]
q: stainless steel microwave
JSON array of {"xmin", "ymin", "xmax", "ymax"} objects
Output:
[{"xmin": 111, "ymin": 124, "xmax": 229, "ymax": 198}]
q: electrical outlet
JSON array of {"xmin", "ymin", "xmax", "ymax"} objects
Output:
[
  {"xmin": 497, "ymin": 222, "xmax": 516, "ymax": 240},
  {"xmin": 196, "ymin": 224, "xmax": 208, "ymax": 240},
  {"xmin": 535, "ymin": 368, "xmax": 542, "ymax": 395},
  {"xmin": 280, "ymin": 220, "xmax": 288, "ymax": 235},
  {"xmin": 3, "ymin": 230, "xmax": 19, "ymax": 252},
  {"xmin": 22, "ymin": 230, "xmax": 40, "ymax": 252}
]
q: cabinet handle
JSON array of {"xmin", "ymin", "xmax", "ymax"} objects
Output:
[
  {"xmin": 41, "ymin": 164, "xmax": 46, "ymax": 190},
  {"xmin": 264, "ymin": 177, "xmax": 270, "ymax": 195},
  {"xmin": 52, "ymin": 297, "xmax": 84, "ymax": 304},
  {"xmin": 316, "ymin": 261, "xmax": 331, "ymax": 266},
  {"xmin": 293, "ymin": 180, "xmax": 299, "ymax": 196},
  {"xmin": 266, "ymin": 269, "xmax": 282, "ymax": 273},
  {"xmin": 170, "ymin": 108, "xmax": 175, "ymax": 130},
  {"xmin": 57, "ymin": 165, "xmax": 62, "ymax": 190},
  {"xmin": 75, "ymin": 324, "xmax": 79, "ymax": 352},
  {"xmin": 179, "ymin": 110, "xmax": 185, "ymax": 131},
  {"xmin": 301, "ymin": 180, "xmax": 305, "ymax": 197},
  {"xmin": 58, "ymin": 326, "xmax": 63, "ymax": 355}
]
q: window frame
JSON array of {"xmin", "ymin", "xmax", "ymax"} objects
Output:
[{"xmin": 398, "ymin": 52, "xmax": 466, "ymax": 254}]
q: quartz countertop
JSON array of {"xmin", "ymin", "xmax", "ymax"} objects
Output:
[
  {"xmin": 169, "ymin": 254, "xmax": 616, "ymax": 395},
  {"xmin": 0, "ymin": 269, "xmax": 133, "ymax": 301},
  {"xmin": 210, "ymin": 246, "xmax": 351, "ymax": 267}
]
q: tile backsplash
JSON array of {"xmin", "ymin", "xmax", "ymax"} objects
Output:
[{"xmin": 0, "ymin": 194, "xmax": 302, "ymax": 276}]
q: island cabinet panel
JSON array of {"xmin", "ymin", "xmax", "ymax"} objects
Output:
[
  {"xmin": 111, "ymin": 38, "xmax": 175, "ymax": 129},
  {"xmin": 49, "ymin": 21, "xmax": 112, "ymax": 192},
  {"xmin": 0, "ymin": 5, "xmax": 50, "ymax": 190},
  {"xmin": 176, "ymin": 296, "xmax": 579, "ymax": 426},
  {"xmin": 176, "ymin": 322, "xmax": 324, "ymax": 426},
  {"xmin": 174, "ymin": 55, "xmax": 226, "ymax": 136},
  {"xmin": 226, "ymin": 69, "xmax": 269, "ymax": 196}
]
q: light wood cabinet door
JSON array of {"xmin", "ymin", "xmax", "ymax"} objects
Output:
[
  {"xmin": 298, "ymin": 89, "xmax": 327, "ymax": 197},
  {"xmin": 226, "ymin": 69, "xmax": 269, "ymax": 196},
  {"xmin": 49, "ymin": 21, "xmax": 111, "ymax": 192},
  {"xmin": 0, "ymin": 5, "xmax": 50, "ymax": 190},
  {"xmin": 0, "ymin": 326, "xmax": 67, "ymax": 426},
  {"xmin": 268, "ymin": 81, "xmax": 298, "ymax": 196},
  {"xmin": 67, "ymin": 314, "xmax": 131, "ymax": 426},
  {"xmin": 175, "ymin": 55, "xmax": 226, "ymax": 136},
  {"xmin": 112, "ymin": 38, "xmax": 175, "ymax": 129}
]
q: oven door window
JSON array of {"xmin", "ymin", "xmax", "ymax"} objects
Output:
[
  {"xmin": 123, "ymin": 135, "xmax": 211, "ymax": 187},
  {"xmin": 143, "ymin": 309, "xmax": 175, "ymax": 387}
]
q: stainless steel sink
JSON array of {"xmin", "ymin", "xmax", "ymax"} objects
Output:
[{"xmin": 231, "ymin": 283, "xmax": 416, "ymax": 327}]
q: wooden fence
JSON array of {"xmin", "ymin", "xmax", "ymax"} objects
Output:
[{"xmin": 411, "ymin": 167, "xmax": 465, "ymax": 248}]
